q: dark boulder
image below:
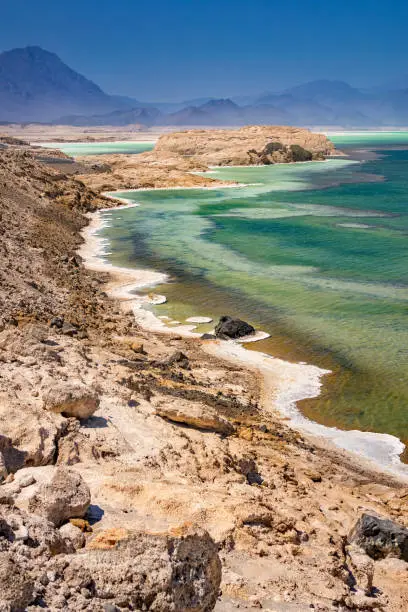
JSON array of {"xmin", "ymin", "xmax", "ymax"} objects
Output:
[
  {"xmin": 348, "ymin": 513, "xmax": 408, "ymax": 561},
  {"xmin": 215, "ymin": 316, "xmax": 255, "ymax": 340}
]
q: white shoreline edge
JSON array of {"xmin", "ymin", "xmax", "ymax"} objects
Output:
[{"xmin": 78, "ymin": 192, "xmax": 408, "ymax": 482}]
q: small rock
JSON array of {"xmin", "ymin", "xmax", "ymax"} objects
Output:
[
  {"xmin": 13, "ymin": 525, "xmax": 29, "ymax": 542},
  {"xmin": 201, "ymin": 333, "xmax": 216, "ymax": 340},
  {"xmin": 130, "ymin": 341, "xmax": 145, "ymax": 354},
  {"xmin": 17, "ymin": 474, "xmax": 36, "ymax": 488},
  {"xmin": 70, "ymin": 518, "xmax": 92, "ymax": 532},
  {"xmin": 61, "ymin": 322, "xmax": 78, "ymax": 336},
  {"xmin": 167, "ymin": 351, "xmax": 190, "ymax": 369},
  {"xmin": 348, "ymin": 513, "xmax": 408, "ymax": 561},
  {"xmin": 50, "ymin": 316, "xmax": 64, "ymax": 329},
  {"xmin": 304, "ymin": 469, "xmax": 322, "ymax": 482},
  {"xmin": 59, "ymin": 522, "xmax": 85, "ymax": 550}
]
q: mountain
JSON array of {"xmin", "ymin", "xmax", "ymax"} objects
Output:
[
  {"xmin": 4, "ymin": 45, "xmax": 408, "ymax": 127},
  {"xmin": 0, "ymin": 46, "xmax": 134, "ymax": 122},
  {"xmin": 54, "ymin": 106, "xmax": 161, "ymax": 127},
  {"xmin": 283, "ymin": 80, "xmax": 365, "ymax": 104},
  {"xmin": 162, "ymin": 99, "xmax": 244, "ymax": 126}
]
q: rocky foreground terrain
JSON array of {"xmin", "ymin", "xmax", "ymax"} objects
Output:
[{"xmin": 0, "ymin": 138, "xmax": 408, "ymax": 610}]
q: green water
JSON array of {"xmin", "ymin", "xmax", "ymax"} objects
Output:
[
  {"xmin": 38, "ymin": 141, "xmax": 155, "ymax": 157},
  {"xmin": 99, "ymin": 132, "xmax": 408, "ymax": 445}
]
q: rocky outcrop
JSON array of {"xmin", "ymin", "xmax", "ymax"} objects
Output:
[
  {"xmin": 63, "ymin": 526, "xmax": 221, "ymax": 611},
  {"xmin": 43, "ymin": 380, "xmax": 100, "ymax": 419},
  {"xmin": 155, "ymin": 400, "xmax": 235, "ymax": 435},
  {"xmin": 0, "ymin": 506, "xmax": 221, "ymax": 611},
  {"xmin": 154, "ymin": 125, "xmax": 335, "ymax": 167},
  {"xmin": 215, "ymin": 316, "xmax": 255, "ymax": 340},
  {"xmin": 348, "ymin": 513, "xmax": 408, "ymax": 561},
  {"xmin": 27, "ymin": 466, "xmax": 91, "ymax": 526}
]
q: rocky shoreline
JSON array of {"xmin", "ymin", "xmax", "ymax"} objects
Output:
[{"xmin": 0, "ymin": 135, "xmax": 408, "ymax": 610}]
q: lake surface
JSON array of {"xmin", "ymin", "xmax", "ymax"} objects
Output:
[
  {"xmin": 38, "ymin": 141, "xmax": 155, "ymax": 156},
  {"xmin": 98, "ymin": 132, "xmax": 408, "ymax": 448}
]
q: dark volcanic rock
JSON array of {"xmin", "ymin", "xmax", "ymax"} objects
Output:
[
  {"xmin": 215, "ymin": 316, "xmax": 255, "ymax": 340},
  {"xmin": 348, "ymin": 513, "xmax": 408, "ymax": 561}
]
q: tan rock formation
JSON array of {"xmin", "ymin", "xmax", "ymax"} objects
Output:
[
  {"xmin": 43, "ymin": 380, "xmax": 100, "ymax": 419},
  {"xmin": 0, "ymin": 393, "xmax": 63, "ymax": 468},
  {"xmin": 154, "ymin": 125, "xmax": 335, "ymax": 166},
  {"xmin": 62, "ymin": 526, "xmax": 221, "ymax": 611},
  {"xmin": 155, "ymin": 399, "xmax": 236, "ymax": 435}
]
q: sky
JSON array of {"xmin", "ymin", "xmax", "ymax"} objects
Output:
[{"xmin": 1, "ymin": 0, "xmax": 408, "ymax": 101}]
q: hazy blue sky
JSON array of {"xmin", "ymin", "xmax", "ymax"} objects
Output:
[{"xmin": 1, "ymin": 0, "xmax": 407, "ymax": 101}]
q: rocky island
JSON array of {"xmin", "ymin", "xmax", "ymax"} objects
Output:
[{"xmin": 0, "ymin": 131, "xmax": 407, "ymax": 610}]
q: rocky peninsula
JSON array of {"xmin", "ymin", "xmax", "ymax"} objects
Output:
[
  {"xmin": 72, "ymin": 125, "xmax": 335, "ymax": 191},
  {"xmin": 0, "ymin": 132, "xmax": 407, "ymax": 610}
]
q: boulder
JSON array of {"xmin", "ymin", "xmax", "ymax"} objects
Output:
[
  {"xmin": 43, "ymin": 380, "xmax": 100, "ymax": 419},
  {"xmin": 155, "ymin": 400, "xmax": 235, "ymax": 435},
  {"xmin": 27, "ymin": 466, "xmax": 91, "ymax": 526},
  {"xmin": 348, "ymin": 513, "xmax": 408, "ymax": 561},
  {"xmin": 215, "ymin": 316, "xmax": 255, "ymax": 340},
  {"xmin": 0, "ymin": 396, "xmax": 62, "ymax": 468},
  {"xmin": 58, "ymin": 525, "xmax": 221, "ymax": 611},
  {"xmin": 0, "ymin": 552, "xmax": 34, "ymax": 609}
]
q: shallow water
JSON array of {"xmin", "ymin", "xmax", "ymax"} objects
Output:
[
  {"xmin": 38, "ymin": 141, "xmax": 155, "ymax": 157},
  {"xmin": 99, "ymin": 132, "xmax": 408, "ymax": 447}
]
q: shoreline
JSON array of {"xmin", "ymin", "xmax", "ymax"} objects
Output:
[{"xmin": 79, "ymin": 197, "xmax": 408, "ymax": 482}]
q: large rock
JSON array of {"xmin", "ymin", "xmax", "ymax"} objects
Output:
[
  {"xmin": 0, "ymin": 552, "xmax": 34, "ymax": 609},
  {"xmin": 0, "ymin": 395, "xmax": 62, "ymax": 468},
  {"xmin": 43, "ymin": 380, "xmax": 100, "ymax": 419},
  {"xmin": 215, "ymin": 316, "xmax": 255, "ymax": 340},
  {"xmin": 348, "ymin": 513, "xmax": 408, "ymax": 561},
  {"xmin": 155, "ymin": 400, "xmax": 235, "ymax": 435},
  {"xmin": 57, "ymin": 525, "xmax": 221, "ymax": 611},
  {"xmin": 27, "ymin": 466, "xmax": 91, "ymax": 526}
]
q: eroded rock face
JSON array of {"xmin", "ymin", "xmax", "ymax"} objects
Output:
[
  {"xmin": 215, "ymin": 316, "xmax": 255, "ymax": 340},
  {"xmin": 61, "ymin": 526, "xmax": 221, "ymax": 611},
  {"xmin": 43, "ymin": 380, "xmax": 100, "ymax": 419},
  {"xmin": 348, "ymin": 513, "xmax": 408, "ymax": 561},
  {"xmin": 27, "ymin": 466, "xmax": 91, "ymax": 526}
]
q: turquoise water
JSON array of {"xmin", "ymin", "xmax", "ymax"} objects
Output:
[
  {"xmin": 38, "ymin": 141, "xmax": 155, "ymax": 157},
  {"xmin": 99, "ymin": 132, "xmax": 408, "ymax": 445}
]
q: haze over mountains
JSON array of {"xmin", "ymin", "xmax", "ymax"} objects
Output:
[{"xmin": 2, "ymin": 46, "xmax": 408, "ymax": 127}]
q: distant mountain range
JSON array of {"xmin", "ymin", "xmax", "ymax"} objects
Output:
[{"xmin": 2, "ymin": 46, "xmax": 408, "ymax": 127}]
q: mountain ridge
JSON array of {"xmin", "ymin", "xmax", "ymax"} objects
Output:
[{"xmin": 2, "ymin": 46, "xmax": 408, "ymax": 126}]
